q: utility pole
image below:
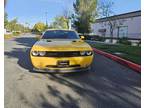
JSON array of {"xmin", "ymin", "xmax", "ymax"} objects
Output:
[
  {"xmin": 45, "ymin": 11, "xmax": 48, "ymax": 28},
  {"xmin": 68, "ymin": 17, "xmax": 71, "ymax": 30}
]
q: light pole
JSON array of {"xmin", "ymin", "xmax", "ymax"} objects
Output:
[
  {"xmin": 45, "ymin": 11, "xmax": 48, "ymax": 28},
  {"xmin": 68, "ymin": 17, "xmax": 71, "ymax": 30}
]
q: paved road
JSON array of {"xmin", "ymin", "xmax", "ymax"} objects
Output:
[{"xmin": 4, "ymin": 34, "xmax": 141, "ymax": 108}]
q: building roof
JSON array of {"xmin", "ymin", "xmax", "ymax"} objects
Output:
[{"xmin": 96, "ymin": 10, "xmax": 141, "ymax": 23}]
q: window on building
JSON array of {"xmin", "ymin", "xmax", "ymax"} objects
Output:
[
  {"xmin": 117, "ymin": 26, "xmax": 128, "ymax": 38},
  {"xmin": 98, "ymin": 29, "xmax": 106, "ymax": 37}
]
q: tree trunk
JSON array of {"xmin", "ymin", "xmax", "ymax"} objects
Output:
[{"xmin": 110, "ymin": 26, "xmax": 113, "ymax": 43}]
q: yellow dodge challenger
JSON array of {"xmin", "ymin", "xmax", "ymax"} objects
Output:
[{"xmin": 30, "ymin": 29, "xmax": 94, "ymax": 73}]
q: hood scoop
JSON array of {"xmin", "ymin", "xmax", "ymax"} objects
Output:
[
  {"xmin": 72, "ymin": 40, "xmax": 82, "ymax": 43},
  {"xmin": 46, "ymin": 40, "xmax": 52, "ymax": 42},
  {"xmin": 72, "ymin": 40, "xmax": 77, "ymax": 42}
]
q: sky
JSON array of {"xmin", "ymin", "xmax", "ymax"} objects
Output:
[{"xmin": 5, "ymin": 0, "xmax": 141, "ymax": 28}]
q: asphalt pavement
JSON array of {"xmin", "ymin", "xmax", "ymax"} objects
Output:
[{"xmin": 4, "ymin": 34, "xmax": 141, "ymax": 108}]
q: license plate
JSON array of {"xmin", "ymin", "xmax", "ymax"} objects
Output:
[{"xmin": 57, "ymin": 60, "xmax": 69, "ymax": 67}]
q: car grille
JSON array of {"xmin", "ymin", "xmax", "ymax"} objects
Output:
[
  {"xmin": 45, "ymin": 51, "xmax": 81, "ymax": 57},
  {"xmin": 46, "ymin": 65, "xmax": 80, "ymax": 68}
]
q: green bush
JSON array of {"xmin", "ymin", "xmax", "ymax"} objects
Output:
[
  {"xmin": 92, "ymin": 36, "xmax": 105, "ymax": 42},
  {"xmin": 97, "ymin": 37, "xmax": 105, "ymax": 42},
  {"xmin": 118, "ymin": 37, "xmax": 131, "ymax": 45},
  {"xmin": 12, "ymin": 31, "xmax": 21, "ymax": 36},
  {"xmin": 137, "ymin": 41, "xmax": 141, "ymax": 46}
]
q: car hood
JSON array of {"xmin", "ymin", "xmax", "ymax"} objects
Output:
[{"xmin": 32, "ymin": 39, "xmax": 92, "ymax": 51}]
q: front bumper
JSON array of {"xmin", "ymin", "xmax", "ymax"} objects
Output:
[
  {"xmin": 33, "ymin": 67, "xmax": 90, "ymax": 73},
  {"xmin": 30, "ymin": 55, "xmax": 93, "ymax": 69}
]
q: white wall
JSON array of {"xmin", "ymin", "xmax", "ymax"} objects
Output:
[
  {"xmin": 91, "ymin": 16, "xmax": 141, "ymax": 39},
  {"xmin": 126, "ymin": 16, "xmax": 141, "ymax": 38}
]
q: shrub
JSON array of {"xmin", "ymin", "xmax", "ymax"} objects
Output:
[
  {"xmin": 137, "ymin": 41, "xmax": 141, "ymax": 47},
  {"xmin": 12, "ymin": 31, "xmax": 21, "ymax": 36},
  {"xmin": 91, "ymin": 36, "xmax": 105, "ymax": 42},
  {"xmin": 118, "ymin": 37, "xmax": 132, "ymax": 45},
  {"xmin": 97, "ymin": 36, "xmax": 105, "ymax": 42}
]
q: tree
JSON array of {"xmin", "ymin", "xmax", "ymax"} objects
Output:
[
  {"xmin": 63, "ymin": 9, "xmax": 72, "ymax": 29},
  {"xmin": 73, "ymin": 0, "xmax": 97, "ymax": 34},
  {"xmin": 4, "ymin": 12, "xmax": 8, "ymax": 28},
  {"xmin": 6, "ymin": 18, "xmax": 18, "ymax": 31},
  {"xmin": 33, "ymin": 22, "xmax": 46, "ymax": 32},
  {"xmin": 5, "ymin": 16, "xmax": 30, "ymax": 33},
  {"xmin": 10, "ymin": 18, "xmax": 18, "ymax": 31},
  {"xmin": 97, "ymin": 0, "xmax": 124, "ymax": 42},
  {"xmin": 50, "ymin": 16, "xmax": 69, "ymax": 29}
]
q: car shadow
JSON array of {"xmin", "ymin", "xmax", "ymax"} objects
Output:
[
  {"xmin": 14, "ymin": 36, "xmax": 38, "ymax": 47},
  {"xmin": 5, "ymin": 36, "xmax": 37, "ymax": 71}
]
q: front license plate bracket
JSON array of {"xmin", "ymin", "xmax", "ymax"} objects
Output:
[{"xmin": 57, "ymin": 60, "xmax": 69, "ymax": 67}]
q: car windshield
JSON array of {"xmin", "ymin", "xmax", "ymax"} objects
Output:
[{"xmin": 42, "ymin": 30, "xmax": 80, "ymax": 39}]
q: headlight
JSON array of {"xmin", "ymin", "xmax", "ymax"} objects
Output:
[
  {"xmin": 31, "ymin": 51, "xmax": 39, "ymax": 56},
  {"xmin": 39, "ymin": 51, "xmax": 46, "ymax": 56},
  {"xmin": 86, "ymin": 51, "xmax": 93, "ymax": 56},
  {"xmin": 31, "ymin": 51, "xmax": 46, "ymax": 56},
  {"xmin": 80, "ymin": 51, "xmax": 93, "ymax": 56},
  {"xmin": 80, "ymin": 51, "xmax": 86, "ymax": 56}
]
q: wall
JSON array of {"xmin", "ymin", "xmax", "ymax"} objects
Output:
[{"xmin": 91, "ymin": 16, "xmax": 141, "ymax": 39}]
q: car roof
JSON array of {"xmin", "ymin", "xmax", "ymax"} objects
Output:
[{"xmin": 45, "ymin": 29, "xmax": 76, "ymax": 32}]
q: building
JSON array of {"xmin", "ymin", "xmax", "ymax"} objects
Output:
[
  {"xmin": 4, "ymin": 29, "xmax": 12, "ymax": 35},
  {"xmin": 91, "ymin": 10, "xmax": 141, "ymax": 39}
]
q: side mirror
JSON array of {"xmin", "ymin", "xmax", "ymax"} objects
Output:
[{"xmin": 80, "ymin": 36, "xmax": 85, "ymax": 40}]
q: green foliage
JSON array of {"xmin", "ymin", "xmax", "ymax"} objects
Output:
[
  {"xmin": 73, "ymin": 0, "xmax": 97, "ymax": 34},
  {"xmin": 5, "ymin": 17, "xmax": 30, "ymax": 33},
  {"xmin": 4, "ymin": 12, "xmax": 8, "ymax": 28},
  {"xmin": 33, "ymin": 22, "xmax": 46, "ymax": 32},
  {"xmin": 12, "ymin": 31, "xmax": 21, "ymax": 36},
  {"xmin": 96, "ymin": 36, "xmax": 105, "ymax": 41},
  {"xmin": 137, "ymin": 41, "xmax": 141, "ymax": 47},
  {"xmin": 45, "ymin": 24, "xmax": 49, "ymax": 30},
  {"xmin": 118, "ymin": 37, "xmax": 132, "ymax": 45},
  {"xmin": 50, "ymin": 16, "xmax": 69, "ymax": 29},
  {"xmin": 84, "ymin": 35, "xmax": 105, "ymax": 41},
  {"xmin": 7, "ymin": 18, "xmax": 18, "ymax": 31}
]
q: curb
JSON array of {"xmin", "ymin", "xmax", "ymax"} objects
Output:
[{"xmin": 93, "ymin": 48, "xmax": 141, "ymax": 73}]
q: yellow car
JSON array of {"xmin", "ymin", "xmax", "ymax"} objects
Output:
[{"xmin": 30, "ymin": 29, "xmax": 94, "ymax": 73}]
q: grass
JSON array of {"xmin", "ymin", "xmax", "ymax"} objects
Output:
[
  {"xmin": 4, "ymin": 32, "xmax": 22, "ymax": 39},
  {"xmin": 4, "ymin": 34, "xmax": 13, "ymax": 39},
  {"xmin": 12, "ymin": 32, "xmax": 21, "ymax": 36},
  {"xmin": 90, "ymin": 43, "xmax": 141, "ymax": 65}
]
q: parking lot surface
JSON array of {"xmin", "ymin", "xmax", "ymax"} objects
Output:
[{"xmin": 4, "ymin": 34, "xmax": 141, "ymax": 108}]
